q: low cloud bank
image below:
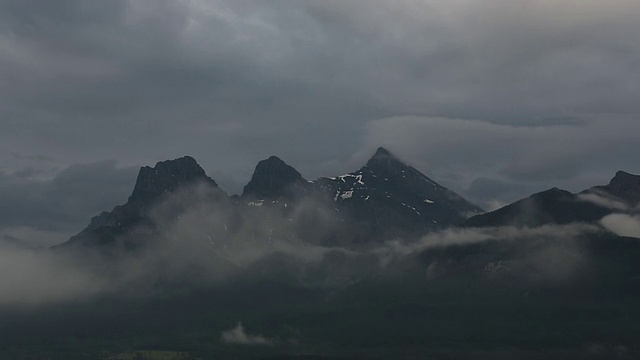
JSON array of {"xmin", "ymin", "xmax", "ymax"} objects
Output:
[
  {"xmin": 0, "ymin": 245, "xmax": 107, "ymax": 306},
  {"xmin": 0, "ymin": 184, "xmax": 618, "ymax": 308},
  {"xmin": 0, "ymin": 161, "xmax": 137, "ymax": 247},
  {"xmin": 601, "ymin": 214, "xmax": 640, "ymax": 238},
  {"xmin": 577, "ymin": 193, "xmax": 629, "ymax": 211},
  {"xmin": 375, "ymin": 223, "xmax": 599, "ymax": 263},
  {"xmin": 221, "ymin": 322, "xmax": 273, "ymax": 346}
]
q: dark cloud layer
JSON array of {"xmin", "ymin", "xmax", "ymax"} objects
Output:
[
  {"xmin": 1, "ymin": 0, "xmax": 639, "ymax": 240},
  {"xmin": 0, "ymin": 161, "xmax": 137, "ymax": 246}
]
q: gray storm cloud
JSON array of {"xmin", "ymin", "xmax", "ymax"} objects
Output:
[
  {"xmin": 0, "ymin": 160, "xmax": 137, "ymax": 247},
  {"xmin": 0, "ymin": 0, "xmax": 638, "ymax": 205},
  {"xmin": 359, "ymin": 115, "xmax": 640, "ymax": 207},
  {"xmin": 0, "ymin": 0, "xmax": 638, "ymax": 307}
]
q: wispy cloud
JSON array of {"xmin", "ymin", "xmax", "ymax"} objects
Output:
[{"xmin": 221, "ymin": 322, "xmax": 273, "ymax": 346}]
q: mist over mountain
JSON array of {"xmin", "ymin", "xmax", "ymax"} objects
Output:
[
  {"xmin": 62, "ymin": 156, "xmax": 226, "ymax": 250},
  {"xmin": 3, "ymin": 1, "xmax": 640, "ymax": 358},
  {"xmin": 465, "ymin": 171, "xmax": 640, "ymax": 230},
  {"xmin": 60, "ymin": 148, "xmax": 483, "ymax": 250},
  {"xmin": 1, "ymin": 148, "xmax": 639, "ymax": 358},
  {"xmin": 582, "ymin": 170, "xmax": 640, "ymax": 209}
]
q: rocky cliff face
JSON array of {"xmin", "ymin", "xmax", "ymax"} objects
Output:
[
  {"xmin": 61, "ymin": 149, "xmax": 486, "ymax": 248},
  {"xmin": 62, "ymin": 156, "xmax": 222, "ymax": 249},
  {"xmin": 585, "ymin": 170, "xmax": 640, "ymax": 207},
  {"xmin": 130, "ymin": 156, "xmax": 217, "ymax": 202},
  {"xmin": 241, "ymin": 156, "xmax": 311, "ymax": 200},
  {"xmin": 315, "ymin": 147, "xmax": 483, "ymax": 240},
  {"xmin": 58, "ymin": 149, "xmax": 640, "ymax": 249}
]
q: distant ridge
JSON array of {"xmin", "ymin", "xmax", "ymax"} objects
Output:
[
  {"xmin": 584, "ymin": 170, "xmax": 640, "ymax": 207},
  {"xmin": 465, "ymin": 170, "xmax": 640, "ymax": 228},
  {"xmin": 60, "ymin": 148, "xmax": 484, "ymax": 248}
]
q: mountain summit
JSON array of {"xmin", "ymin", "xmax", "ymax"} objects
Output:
[
  {"xmin": 61, "ymin": 149, "xmax": 486, "ymax": 248},
  {"xmin": 130, "ymin": 156, "xmax": 217, "ymax": 202},
  {"xmin": 370, "ymin": 146, "xmax": 394, "ymax": 158},
  {"xmin": 241, "ymin": 156, "xmax": 311, "ymax": 199},
  {"xmin": 316, "ymin": 147, "xmax": 483, "ymax": 240},
  {"xmin": 363, "ymin": 147, "xmax": 419, "ymax": 179},
  {"xmin": 609, "ymin": 170, "xmax": 640, "ymax": 190},
  {"xmin": 61, "ymin": 156, "xmax": 222, "ymax": 249},
  {"xmin": 587, "ymin": 170, "xmax": 640, "ymax": 207}
]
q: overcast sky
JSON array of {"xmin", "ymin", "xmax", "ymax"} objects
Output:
[{"xmin": 1, "ymin": 0, "xmax": 639, "ymax": 245}]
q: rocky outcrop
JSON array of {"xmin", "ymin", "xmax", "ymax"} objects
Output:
[
  {"xmin": 241, "ymin": 156, "xmax": 311, "ymax": 200},
  {"xmin": 61, "ymin": 156, "xmax": 222, "ymax": 249},
  {"xmin": 130, "ymin": 156, "xmax": 217, "ymax": 202}
]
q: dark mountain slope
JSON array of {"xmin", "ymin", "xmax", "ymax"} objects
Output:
[
  {"xmin": 464, "ymin": 171, "xmax": 640, "ymax": 228},
  {"xmin": 129, "ymin": 156, "xmax": 217, "ymax": 202},
  {"xmin": 241, "ymin": 156, "xmax": 312, "ymax": 200},
  {"xmin": 582, "ymin": 170, "xmax": 640, "ymax": 208},
  {"xmin": 465, "ymin": 188, "xmax": 611, "ymax": 228},
  {"xmin": 60, "ymin": 156, "xmax": 224, "ymax": 249},
  {"xmin": 316, "ymin": 147, "xmax": 483, "ymax": 239}
]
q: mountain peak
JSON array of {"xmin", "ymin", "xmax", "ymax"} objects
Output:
[
  {"xmin": 609, "ymin": 170, "xmax": 640, "ymax": 190},
  {"xmin": 464, "ymin": 186, "xmax": 609, "ymax": 228},
  {"xmin": 373, "ymin": 147, "xmax": 394, "ymax": 158},
  {"xmin": 265, "ymin": 155, "xmax": 286, "ymax": 164},
  {"xmin": 534, "ymin": 187, "xmax": 573, "ymax": 201},
  {"xmin": 366, "ymin": 147, "xmax": 405, "ymax": 170},
  {"xmin": 129, "ymin": 156, "xmax": 217, "ymax": 202},
  {"xmin": 242, "ymin": 156, "xmax": 309, "ymax": 199}
]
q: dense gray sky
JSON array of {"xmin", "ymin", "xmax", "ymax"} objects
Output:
[{"xmin": 1, "ymin": 0, "xmax": 639, "ymax": 245}]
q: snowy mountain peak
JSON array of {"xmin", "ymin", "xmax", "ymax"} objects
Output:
[{"xmin": 316, "ymin": 148, "xmax": 483, "ymax": 238}]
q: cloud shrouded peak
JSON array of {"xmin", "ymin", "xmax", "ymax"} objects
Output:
[{"xmin": 0, "ymin": 0, "xmax": 638, "ymax": 225}]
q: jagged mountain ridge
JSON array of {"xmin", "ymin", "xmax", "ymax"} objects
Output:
[
  {"xmin": 61, "ymin": 147, "xmax": 639, "ymax": 248},
  {"xmin": 465, "ymin": 171, "xmax": 640, "ymax": 228},
  {"xmin": 63, "ymin": 156, "xmax": 226, "ymax": 248},
  {"xmin": 130, "ymin": 156, "xmax": 218, "ymax": 202},
  {"xmin": 582, "ymin": 170, "xmax": 640, "ymax": 208},
  {"xmin": 315, "ymin": 147, "xmax": 483, "ymax": 238},
  {"xmin": 61, "ymin": 148, "xmax": 483, "ymax": 248}
]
